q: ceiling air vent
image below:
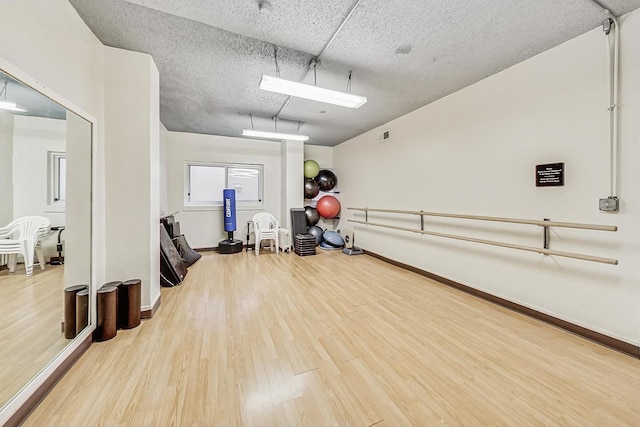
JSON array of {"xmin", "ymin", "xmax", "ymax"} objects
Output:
[{"xmin": 378, "ymin": 130, "xmax": 390, "ymax": 143}]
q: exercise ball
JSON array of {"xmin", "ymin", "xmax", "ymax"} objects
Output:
[
  {"xmin": 314, "ymin": 169, "xmax": 337, "ymax": 191},
  {"xmin": 319, "ymin": 240, "xmax": 341, "ymax": 250},
  {"xmin": 322, "ymin": 230, "xmax": 345, "ymax": 248},
  {"xmin": 307, "ymin": 225, "xmax": 323, "ymax": 244},
  {"xmin": 316, "ymin": 195, "xmax": 341, "ymax": 219},
  {"xmin": 304, "ymin": 178, "xmax": 320, "ymax": 199},
  {"xmin": 304, "ymin": 160, "xmax": 320, "ymax": 179},
  {"xmin": 304, "ymin": 206, "xmax": 320, "ymax": 226}
]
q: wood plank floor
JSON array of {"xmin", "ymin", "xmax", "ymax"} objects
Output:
[
  {"xmin": 0, "ymin": 264, "xmax": 70, "ymax": 409},
  {"xmin": 24, "ymin": 250, "xmax": 640, "ymax": 426}
]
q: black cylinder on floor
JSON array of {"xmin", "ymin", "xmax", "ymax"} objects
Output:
[
  {"xmin": 76, "ymin": 288, "xmax": 89, "ymax": 335},
  {"xmin": 118, "ymin": 279, "xmax": 142, "ymax": 329},
  {"xmin": 64, "ymin": 284, "xmax": 88, "ymax": 339},
  {"xmin": 94, "ymin": 284, "xmax": 118, "ymax": 342}
]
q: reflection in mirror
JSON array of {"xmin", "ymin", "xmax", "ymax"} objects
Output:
[{"xmin": 0, "ymin": 70, "xmax": 92, "ymax": 410}]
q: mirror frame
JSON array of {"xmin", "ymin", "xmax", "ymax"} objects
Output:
[{"xmin": 0, "ymin": 55, "xmax": 97, "ymax": 425}]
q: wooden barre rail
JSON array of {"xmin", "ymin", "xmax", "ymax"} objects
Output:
[
  {"xmin": 348, "ymin": 219, "xmax": 618, "ymax": 265},
  {"xmin": 348, "ymin": 207, "xmax": 618, "ymax": 232}
]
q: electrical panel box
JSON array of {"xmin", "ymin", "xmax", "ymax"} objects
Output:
[{"xmin": 599, "ymin": 196, "xmax": 619, "ymax": 212}]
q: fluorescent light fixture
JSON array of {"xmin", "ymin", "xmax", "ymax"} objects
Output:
[
  {"xmin": 242, "ymin": 129, "xmax": 309, "ymax": 142},
  {"xmin": 259, "ymin": 74, "xmax": 367, "ymax": 109},
  {"xmin": 0, "ymin": 100, "xmax": 26, "ymax": 112}
]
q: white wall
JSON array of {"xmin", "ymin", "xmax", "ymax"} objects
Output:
[
  {"xmin": 167, "ymin": 132, "xmax": 282, "ymax": 249},
  {"xmin": 335, "ymin": 11, "xmax": 640, "ymax": 346},
  {"xmin": 281, "ymin": 140, "xmax": 304, "ymax": 230},
  {"xmin": 0, "ymin": 0, "xmax": 106, "ymax": 286},
  {"xmin": 304, "ymin": 144, "xmax": 333, "ymax": 168},
  {"xmin": 104, "ymin": 46, "xmax": 160, "ymax": 311},
  {"xmin": 4, "ymin": 112, "xmax": 92, "ymax": 273},
  {"xmin": 148, "ymin": 68, "xmax": 161, "ymax": 309},
  {"xmin": 0, "ymin": 0, "xmax": 106, "ymax": 422},
  {"xmin": 12, "ymin": 116, "xmax": 66, "ymax": 260},
  {"xmin": 159, "ymin": 122, "xmax": 169, "ymax": 216},
  {"xmin": 0, "ymin": 111, "xmax": 14, "ymax": 225},
  {"xmin": 12, "ymin": 116, "xmax": 66, "ymax": 226}
]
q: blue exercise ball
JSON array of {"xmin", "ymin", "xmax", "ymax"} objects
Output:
[
  {"xmin": 322, "ymin": 230, "xmax": 345, "ymax": 248},
  {"xmin": 319, "ymin": 241, "xmax": 341, "ymax": 250}
]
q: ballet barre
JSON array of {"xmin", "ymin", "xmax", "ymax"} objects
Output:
[{"xmin": 347, "ymin": 207, "xmax": 618, "ymax": 265}]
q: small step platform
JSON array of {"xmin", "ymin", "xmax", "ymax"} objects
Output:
[{"xmin": 294, "ymin": 234, "xmax": 316, "ymax": 256}]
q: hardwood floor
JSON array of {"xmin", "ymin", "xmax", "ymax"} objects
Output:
[
  {"xmin": 0, "ymin": 264, "xmax": 71, "ymax": 408},
  {"xmin": 24, "ymin": 250, "xmax": 640, "ymax": 426}
]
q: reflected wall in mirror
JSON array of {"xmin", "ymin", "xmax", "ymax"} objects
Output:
[{"xmin": 0, "ymin": 69, "xmax": 92, "ymax": 410}]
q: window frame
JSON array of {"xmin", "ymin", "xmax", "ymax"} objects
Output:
[
  {"xmin": 48, "ymin": 151, "xmax": 66, "ymax": 209},
  {"xmin": 184, "ymin": 161, "xmax": 264, "ymax": 210}
]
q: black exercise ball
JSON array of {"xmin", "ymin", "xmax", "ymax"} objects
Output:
[
  {"xmin": 304, "ymin": 178, "xmax": 320, "ymax": 199},
  {"xmin": 314, "ymin": 169, "xmax": 337, "ymax": 192},
  {"xmin": 307, "ymin": 225, "xmax": 323, "ymax": 244},
  {"xmin": 304, "ymin": 206, "xmax": 320, "ymax": 226}
]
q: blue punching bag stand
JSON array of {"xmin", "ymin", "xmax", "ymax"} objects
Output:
[{"xmin": 218, "ymin": 189, "xmax": 243, "ymax": 254}]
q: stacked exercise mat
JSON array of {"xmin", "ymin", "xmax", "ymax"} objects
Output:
[
  {"xmin": 294, "ymin": 234, "xmax": 316, "ymax": 256},
  {"xmin": 160, "ymin": 214, "xmax": 201, "ymax": 287},
  {"xmin": 291, "ymin": 208, "xmax": 314, "ymax": 256}
]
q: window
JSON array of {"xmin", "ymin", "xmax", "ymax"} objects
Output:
[
  {"xmin": 49, "ymin": 152, "xmax": 66, "ymax": 205},
  {"xmin": 185, "ymin": 162, "xmax": 263, "ymax": 208},
  {"xmin": 188, "ymin": 164, "xmax": 225, "ymax": 205},
  {"xmin": 227, "ymin": 167, "xmax": 261, "ymax": 202}
]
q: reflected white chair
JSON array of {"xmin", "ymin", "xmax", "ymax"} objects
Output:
[
  {"xmin": 252, "ymin": 213, "xmax": 279, "ymax": 256},
  {"xmin": 0, "ymin": 221, "xmax": 18, "ymax": 268},
  {"xmin": 0, "ymin": 216, "xmax": 50, "ymax": 276}
]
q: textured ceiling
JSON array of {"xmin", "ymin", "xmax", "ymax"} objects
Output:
[{"xmin": 68, "ymin": 0, "xmax": 640, "ymax": 146}]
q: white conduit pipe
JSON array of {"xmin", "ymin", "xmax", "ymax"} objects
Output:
[
  {"xmin": 574, "ymin": 1, "xmax": 621, "ymax": 202},
  {"xmin": 607, "ymin": 12, "xmax": 620, "ymax": 198}
]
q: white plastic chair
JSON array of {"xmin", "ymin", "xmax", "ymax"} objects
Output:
[
  {"xmin": 0, "ymin": 216, "xmax": 50, "ymax": 276},
  {"xmin": 252, "ymin": 213, "xmax": 279, "ymax": 256}
]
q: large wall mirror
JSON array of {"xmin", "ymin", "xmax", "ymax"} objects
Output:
[{"xmin": 0, "ymin": 68, "xmax": 92, "ymax": 411}]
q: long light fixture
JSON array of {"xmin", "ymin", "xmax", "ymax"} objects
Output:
[
  {"xmin": 242, "ymin": 129, "xmax": 309, "ymax": 142},
  {"xmin": 0, "ymin": 82, "xmax": 26, "ymax": 112},
  {"xmin": 259, "ymin": 74, "xmax": 367, "ymax": 109},
  {"xmin": 0, "ymin": 101, "xmax": 26, "ymax": 112}
]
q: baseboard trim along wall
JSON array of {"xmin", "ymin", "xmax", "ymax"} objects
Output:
[
  {"xmin": 197, "ymin": 246, "xmax": 253, "ymax": 252},
  {"xmin": 364, "ymin": 250, "xmax": 640, "ymax": 359},
  {"xmin": 5, "ymin": 335, "xmax": 92, "ymax": 427},
  {"xmin": 141, "ymin": 294, "xmax": 162, "ymax": 319}
]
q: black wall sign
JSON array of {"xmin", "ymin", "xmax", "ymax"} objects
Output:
[{"xmin": 536, "ymin": 162, "xmax": 564, "ymax": 187}]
